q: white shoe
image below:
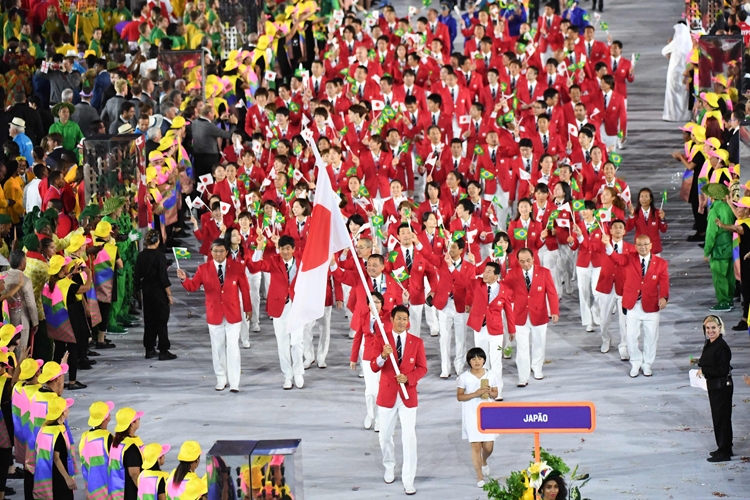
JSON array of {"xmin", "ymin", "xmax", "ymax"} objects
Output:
[
  {"xmin": 619, "ymin": 348, "xmax": 630, "ymax": 361},
  {"xmin": 349, "ymin": 329, "xmax": 356, "ymax": 339},
  {"xmin": 629, "ymin": 366, "xmax": 640, "ymax": 378},
  {"xmin": 586, "ymin": 325, "xmax": 595, "ymax": 332},
  {"xmin": 318, "ymin": 361, "xmax": 327, "ymax": 368},
  {"xmin": 283, "ymin": 379, "xmax": 293, "ymax": 390},
  {"xmin": 374, "ymin": 420, "xmax": 380, "ymax": 432},
  {"xmin": 242, "ymin": 340, "xmax": 251, "ymax": 349},
  {"xmin": 477, "ymin": 480, "xmax": 486, "ymax": 488},
  {"xmin": 384, "ymin": 469, "xmax": 395, "ymax": 484},
  {"xmin": 481, "ymin": 465, "xmax": 489, "ymax": 477},
  {"xmin": 533, "ymin": 372, "xmax": 544, "ymax": 380},
  {"xmin": 430, "ymin": 330, "xmax": 439, "ymax": 337},
  {"xmin": 364, "ymin": 416, "xmax": 373, "ymax": 429},
  {"xmin": 600, "ymin": 340, "xmax": 610, "ymax": 353},
  {"xmin": 303, "ymin": 359, "xmax": 314, "ymax": 369},
  {"xmin": 494, "ymin": 396, "xmax": 503, "ymax": 401},
  {"xmin": 294, "ymin": 375, "xmax": 304, "ymax": 388},
  {"xmin": 642, "ymin": 365, "xmax": 653, "ymax": 377},
  {"xmin": 358, "ymin": 371, "xmax": 364, "ymax": 378},
  {"xmin": 404, "ymin": 485, "xmax": 416, "ymax": 495},
  {"xmin": 252, "ymin": 324, "xmax": 261, "ymax": 332},
  {"xmin": 215, "ymin": 383, "xmax": 226, "ymax": 391},
  {"xmin": 439, "ymin": 372, "xmax": 450, "ymax": 379}
]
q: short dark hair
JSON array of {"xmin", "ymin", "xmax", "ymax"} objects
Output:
[
  {"xmin": 210, "ymin": 239, "xmax": 227, "ymax": 251},
  {"xmin": 466, "ymin": 347, "xmax": 486, "ymax": 365},
  {"xmin": 485, "ymin": 262, "xmax": 501, "ymax": 275},
  {"xmin": 278, "ymin": 235, "xmax": 295, "ymax": 249},
  {"xmin": 391, "ymin": 305, "xmax": 409, "ymax": 319},
  {"xmin": 9, "ymin": 250, "xmax": 25, "ymax": 269}
]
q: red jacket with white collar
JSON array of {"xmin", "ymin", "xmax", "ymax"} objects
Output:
[
  {"xmin": 465, "ymin": 279, "xmax": 516, "ymax": 335},
  {"xmin": 625, "ymin": 208, "xmax": 668, "ymax": 255},
  {"xmin": 246, "ymin": 252, "xmax": 298, "ymax": 318},
  {"xmin": 596, "ymin": 240, "xmax": 635, "ymax": 295},
  {"xmin": 504, "ymin": 265, "xmax": 559, "ymax": 326},
  {"xmin": 180, "ymin": 259, "xmax": 251, "ymax": 325},
  {"xmin": 609, "ymin": 252, "xmax": 670, "ymax": 313},
  {"xmin": 370, "ymin": 329, "xmax": 428, "ymax": 408}
]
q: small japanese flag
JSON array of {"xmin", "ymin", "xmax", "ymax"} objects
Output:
[
  {"xmin": 556, "ymin": 218, "xmax": 570, "ymax": 228},
  {"xmin": 372, "ymin": 100, "xmax": 385, "ymax": 111},
  {"xmin": 220, "ymin": 202, "xmax": 231, "ymax": 215},
  {"xmin": 199, "ymin": 174, "xmax": 214, "ymax": 186},
  {"xmin": 264, "ymin": 70, "xmax": 277, "ymax": 82},
  {"xmin": 459, "ymin": 115, "xmax": 471, "ymax": 125},
  {"xmin": 568, "ymin": 123, "xmax": 578, "ymax": 137}
]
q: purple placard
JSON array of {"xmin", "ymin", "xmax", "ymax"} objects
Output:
[{"xmin": 479, "ymin": 405, "xmax": 593, "ymax": 432}]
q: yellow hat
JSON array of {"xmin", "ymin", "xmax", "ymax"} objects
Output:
[
  {"xmin": 142, "ymin": 443, "xmax": 171, "ymax": 469},
  {"xmin": 38, "ymin": 361, "xmax": 69, "ymax": 384},
  {"xmin": 711, "ymin": 148, "xmax": 730, "ymax": 164},
  {"xmin": 679, "ymin": 122, "xmax": 696, "ymax": 132},
  {"xmin": 15, "ymin": 156, "xmax": 27, "ymax": 163},
  {"xmin": 93, "ymin": 221, "xmax": 112, "ymax": 240},
  {"xmin": 700, "ymin": 91, "xmax": 720, "ymax": 108},
  {"xmin": 88, "ymin": 401, "xmax": 115, "ymax": 427},
  {"xmin": 735, "ymin": 196, "xmax": 750, "ymax": 208},
  {"xmin": 182, "ymin": 474, "xmax": 208, "ymax": 500},
  {"xmin": 84, "ymin": 49, "xmax": 96, "ymax": 58},
  {"xmin": 712, "ymin": 74, "xmax": 728, "ymax": 87},
  {"xmin": 170, "ymin": 116, "xmax": 187, "ymax": 129},
  {"xmin": 0, "ymin": 324, "xmax": 22, "ymax": 347},
  {"xmin": 45, "ymin": 396, "xmax": 74, "ymax": 421},
  {"xmin": 177, "ymin": 440, "xmax": 202, "ymax": 462},
  {"xmin": 706, "ymin": 137, "xmax": 722, "ymax": 150},
  {"xmin": 691, "ymin": 125, "xmax": 706, "ymax": 143},
  {"xmin": 114, "ymin": 407, "xmax": 144, "ymax": 432},
  {"xmin": 47, "ymin": 254, "xmax": 67, "ymax": 275},
  {"xmin": 148, "ymin": 150, "xmax": 164, "ymax": 162},
  {"xmin": 19, "ymin": 358, "xmax": 43, "ymax": 380},
  {"xmin": 66, "ymin": 234, "xmax": 92, "ymax": 254},
  {"xmin": 157, "ymin": 136, "xmax": 177, "ymax": 152},
  {"xmin": 224, "ymin": 59, "xmax": 239, "ymax": 72},
  {"xmin": 146, "ymin": 166, "xmax": 158, "ymax": 183}
]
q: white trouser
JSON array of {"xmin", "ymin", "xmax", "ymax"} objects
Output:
[
  {"xmin": 538, "ymin": 247, "xmax": 561, "ymax": 295},
  {"xmin": 207, "ymin": 319, "xmax": 242, "ymax": 389},
  {"xmin": 474, "ymin": 327, "xmax": 504, "ymax": 397},
  {"xmin": 437, "ymin": 300, "xmax": 467, "ymax": 376},
  {"xmin": 558, "ymin": 245, "xmax": 576, "ymax": 292},
  {"xmin": 576, "ymin": 265, "xmax": 601, "ymax": 327},
  {"xmin": 599, "ymin": 291, "xmax": 628, "ymax": 352},
  {"xmin": 484, "ymin": 192, "xmax": 510, "ymax": 231},
  {"xmin": 480, "ymin": 243, "xmax": 492, "ymax": 261},
  {"xmin": 409, "ymin": 303, "xmax": 425, "ymax": 338},
  {"xmin": 515, "ymin": 319, "xmax": 547, "ymax": 383},
  {"xmin": 378, "ymin": 397, "xmax": 418, "ymax": 489},
  {"xmin": 342, "ymin": 284, "xmax": 352, "ymax": 319},
  {"xmin": 423, "ymin": 278, "xmax": 439, "ymax": 336},
  {"xmin": 625, "ymin": 301, "xmax": 660, "ymax": 369},
  {"xmin": 360, "ymin": 343, "xmax": 380, "ymax": 422},
  {"xmin": 272, "ymin": 302, "xmax": 305, "ymax": 380},
  {"xmin": 307, "ymin": 305, "xmax": 332, "ymax": 365},
  {"xmin": 600, "ymin": 124, "xmax": 619, "ymax": 150},
  {"xmin": 248, "ymin": 271, "xmax": 261, "ymax": 328},
  {"xmin": 262, "ymin": 271, "xmax": 271, "ymax": 299}
]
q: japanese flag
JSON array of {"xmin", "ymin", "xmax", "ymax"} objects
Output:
[
  {"xmin": 555, "ymin": 218, "xmax": 570, "ymax": 228},
  {"xmin": 220, "ymin": 202, "xmax": 231, "ymax": 215},
  {"xmin": 519, "ymin": 169, "xmax": 531, "ymax": 181},
  {"xmin": 264, "ymin": 70, "xmax": 277, "ymax": 82},
  {"xmin": 387, "ymin": 234, "xmax": 399, "ymax": 251},
  {"xmin": 459, "ymin": 115, "xmax": 471, "ymax": 125},
  {"xmin": 568, "ymin": 123, "xmax": 578, "ymax": 137},
  {"xmin": 372, "ymin": 100, "xmax": 385, "ymax": 111},
  {"xmin": 245, "ymin": 194, "xmax": 253, "ymax": 207},
  {"xmin": 557, "ymin": 61, "xmax": 568, "ymax": 75},
  {"xmin": 199, "ymin": 174, "xmax": 214, "ymax": 186}
]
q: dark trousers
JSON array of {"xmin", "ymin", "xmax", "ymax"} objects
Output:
[
  {"xmin": 53, "ymin": 340, "xmax": 78, "ymax": 382},
  {"xmin": 99, "ymin": 302, "xmax": 112, "ymax": 334},
  {"xmin": 708, "ymin": 379, "xmax": 733, "ymax": 455},
  {"xmin": 31, "ymin": 320, "xmax": 53, "ymax": 362},
  {"xmin": 0, "ymin": 447, "xmax": 10, "ymax": 491},
  {"xmin": 193, "ymin": 153, "xmax": 220, "ymax": 181},
  {"xmin": 691, "ymin": 197, "xmax": 707, "ymax": 233},
  {"xmin": 741, "ymin": 259, "xmax": 750, "ymax": 323},
  {"xmin": 143, "ymin": 296, "xmax": 171, "ymax": 352},
  {"xmin": 592, "ymin": 0, "xmax": 603, "ymax": 11},
  {"xmin": 24, "ymin": 468, "xmax": 33, "ymax": 500}
]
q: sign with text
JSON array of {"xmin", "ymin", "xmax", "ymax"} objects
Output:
[{"xmin": 478, "ymin": 402, "xmax": 596, "ymax": 434}]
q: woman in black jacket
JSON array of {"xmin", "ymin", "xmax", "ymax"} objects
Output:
[{"xmin": 698, "ymin": 315, "xmax": 733, "ymax": 462}]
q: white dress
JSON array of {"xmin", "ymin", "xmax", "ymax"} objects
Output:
[
  {"xmin": 662, "ymin": 23, "xmax": 693, "ymax": 122},
  {"xmin": 457, "ymin": 369, "xmax": 500, "ymax": 442}
]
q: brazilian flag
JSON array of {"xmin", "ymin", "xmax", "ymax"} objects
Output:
[
  {"xmin": 572, "ymin": 199, "xmax": 586, "ymax": 212},
  {"xmin": 609, "ymin": 153, "xmax": 622, "ymax": 167},
  {"xmin": 359, "ymin": 186, "xmax": 370, "ymax": 197},
  {"xmin": 479, "ymin": 168, "xmax": 495, "ymax": 180},
  {"xmin": 346, "ymin": 166, "xmax": 358, "ymax": 177},
  {"xmin": 513, "ymin": 228, "xmax": 528, "ymax": 241},
  {"xmin": 474, "ymin": 145, "xmax": 484, "ymax": 156},
  {"xmin": 452, "ymin": 230, "xmax": 466, "ymax": 242},
  {"xmin": 388, "ymin": 251, "xmax": 399, "ymax": 263}
]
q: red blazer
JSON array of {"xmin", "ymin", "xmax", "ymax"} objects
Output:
[
  {"xmin": 507, "ymin": 219, "xmax": 545, "ymax": 256},
  {"xmin": 610, "ymin": 252, "xmax": 669, "ymax": 313},
  {"xmin": 582, "ymin": 39, "xmax": 610, "ymax": 67},
  {"xmin": 180, "ymin": 260, "xmax": 251, "ymax": 325},
  {"xmin": 244, "ymin": 105, "xmax": 270, "ymax": 136},
  {"xmin": 417, "ymin": 199, "xmax": 452, "ymax": 227},
  {"xmin": 574, "ymin": 221, "xmax": 605, "ymax": 268},
  {"xmin": 465, "ymin": 280, "xmax": 516, "ymax": 335},
  {"xmin": 625, "ymin": 208, "xmax": 668, "ymax": 255},
  {"xmin": 332, "ymin": 266, "xmax": 402, "ymax": 332},
  {"xmin": 504, "ymin": 266, "xmax": 559, "ymax": 326},
  {"xmin": 246, "ymin": 253, "xmax": 298, "ymax": 318},
  {"xmin": 596, "ymin": 240, "xmax": 635, "ymax": 295},
  {"xmin": 442, "ymin": 85, "xmax": 473, "ymax": 119},
  {"xmin": 360, "ymin": 150, "xmax": 396, "ymax": 199},
  {"xmin": 475, "ymin": 148, "xmax": 513, "ymax": 196},
  {"xmin": 448, "ymin": 215, "xmax": 491, "ymax": 260},
  {"xmin": 282, "ymin": 216, "xmax": 311, "ymax": 257},
  {"xmin": 385, "ymin": 245, "xmax": 438, "ymax": 305},
  {"xmin": 212, "ymin": 179, "xmax": 247, "ymax": 221},
  {"xmin": 194, "ymin": 214, "xmax": 225, "ymax": 257},
  {"xmin": 370, "ymin": 330, "xmax": 428, "ymax": 408},
  {"xmin": 592, "ymin": 90, "xmax": 627, "ymax": 137},
  {"xmin": 351, "ymin": 312, "xmax": 392, "ymax": 363},
  {"xmin": 535, "ymin": 15, "xmax": 565, "ymax": 53},
  {"xmin": 432, "ymin": 259, "xmax": 475, "ymax": 311},
  {"xmin": 606, "ymin": 57, "xmax": 635, "ymax": 98},
  {"xmin": 308, "ymin": 75, "xmax": 328, "ymax": 100},
  {"xmin": 464, "ymin": 118, "xmax": 496, "ymax": 158}
]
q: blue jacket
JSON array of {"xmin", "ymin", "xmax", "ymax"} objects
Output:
[
  {"xmin": 92, "ymin": 71, "xmax": 111, "ymax": 111},
  {"xmin": 438, "ymin": 14, "xmax": 458, "ymax": 51},
  {"xmin": 562, "ymin": 6, "xmax": 590, "ymax": 33},
  {"xmin": 13, "ymin": 133, "xmax": 33, "ymax": 164},
  {"xmin": 504, "ymin": 7, "xmax": 527, "ymax": 37}
]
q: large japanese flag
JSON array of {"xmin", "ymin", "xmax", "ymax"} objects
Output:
[{"xmin": 287, "ymin": 162, "xmax": 350, "ymax": 332}]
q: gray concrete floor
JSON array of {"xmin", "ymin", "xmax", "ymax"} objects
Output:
[{"xmin": 48, "ymin": 1, "xmax": 750, "ymax": 499}]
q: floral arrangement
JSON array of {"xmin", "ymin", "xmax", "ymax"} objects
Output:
[{"xmin": 483, "ymin": 448, "xmax": 590, "ymax": 500}]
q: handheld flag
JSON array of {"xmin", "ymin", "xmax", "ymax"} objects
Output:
[
  {"xmin": 220, "ymin": 202, "xmax": 231, "ymax": 215},
  {"xmin": 479, "ymin": 168, "xmax": 495, "ymax": 180},
  {"xmin": 358, "ymin": 186, "xmax": 370, "ymax": 198},
  {"xmin": 391, "ymin": 266, "xmax": 410, "ymax": 283},
  {"xmin": 388, "ymin": 250, "xmax": 399, "ymax": 263},
  {"xmin": 513, "ymin": 228, "xmax": 528, "ymax": 240},
  {"xmin": 474, "ymin": 145, "xmax": 485, "ymax": 156},
  {"xmin": 609, "ymin": 153, "xmax": 622, "ymax": 167},
  {"xmin": 173, "ymin": 247, "xmax": 191, "ymax": 259},
  {"xmin": 452, "ymin": 230, "xmax": 466, "ymax": 242},
  {"xmin": 571, "ymin": 199, "xmax": 585, "ymax": 211},
  {"xmin": 493, "ymin": 245, "xmax": 505, "ymax": 258}
]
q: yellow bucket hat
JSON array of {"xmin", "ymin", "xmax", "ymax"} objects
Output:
[
  {"xmin": 712, "ymin": 74, "xmax": 728, "ymax": 87},
  {"xmin": 93, "ymin": 221, "xmax": 112, "ymax": 240},
  {"xmin": 47, "ymin": 255, "xmax": 67, "ymax": 275},
  {"xmin": 38, "ymin": 361, "xmax": 69, "ymax": 384},
  {"xmin": 177, "ymin": 440, "xmax": 202, "ymax": 462},
  {"xmin": 157, "ymin": 136, "xmax": 177, "ymax": 152},
  {"xmin": 88, "ymin": 401, "xmax": 115, "ymax": 427},
  {"xmin": 45, "ymin": 396, "xmax": 74, "ymax": 421},
  {"xmin": 0, "ymin": 324, "xmax": 22, "ymax": 347},
  {"xmin": 142, "ymin": 443, "xmax": 171, "ymax": 469},
  {"xmin": 66, "ymin": 234, "xmax": 92, "ymax": 254},
  {"xmin": 19, "ymin": 358, "xmax": 43, "ymax": 381},
  {"xmin": 170, "ymin": 116, "xmax": 187, "ymax": 129},
  {"xmin": 182, "ymin": 474, "xmax": 208, "ymax": 500},
  {"xmin": 114, "ymin": 407, "xmax": 144, "ymax": 433},
  {"xmin": 700, "ymin": 91, "xmax": 720, "ymax": 108},
  {"xmin": 705, "ymin": 137, "xmax": 722, "ymax": 150}
]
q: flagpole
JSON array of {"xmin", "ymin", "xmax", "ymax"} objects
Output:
[
  {"xmin": 172, "ymin": 248, "xmax": 180, "ymax": 269},
  {"xmin": 346, "ymin": 235, "xmax": 410, "ymax": 400}
]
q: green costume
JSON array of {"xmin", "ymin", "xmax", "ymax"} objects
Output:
[
  {"xmin": 48, "ymin": 119, "xmax": 84, "ymax": 153},
  {"xmin": 704, "ymin": 198, "xmax": 736, "ymax": 309}
]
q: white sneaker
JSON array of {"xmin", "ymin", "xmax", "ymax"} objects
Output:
[
  {"xmin": 642, "ymin": 365, "xmax": 653, "ymax": 377},
  {"xmin": 318, "ymin": 361, "xmax": 327, "ymax": 368},
  {"xmin": 242, "ymin": 340, "xmax": 251, "ymax": 349},
  {"xmin": 215, "ymin": 383, "xmax": 226, "ymax": 391},
  {"xmin": 283, "ymin": 379, "xmax": 293, "ymax": 390},
  {"xmin": 600, "ymin": 340, "xmax": 611, "ymax": 353},
  {"xmin": 586, "ymin": 325, "xmax": 595, "ymax": 332},
  {"xmin": 303, "ymin": 358, "xmax": 314, "ymax": 369},
  {"xmin": 358, "ymin": 371, "xmax": 364, "ymax": 378},
  {"xmin": 348, "ymin": 329, "xmax": 356, "ymax": 339},
  {"xmin": 533, "ymin": 371, "xmax": 544, "ymax": 380},
  {"xmin": 384, "ymin": 469, "xmax": 395, "ymax": 484},
  {"xmin": 619, "ymin": 347, "xmax": 630, "ymax": 361},
  {"xmin": 374, "ymin": 420, "xmax": 380, "ymax": 432},
  {"xmin": 430, "ymin": 330, "xmax": 439, "ymax": 337},
  {"xmin": 364, "ymin": 416, "xmax": 373, "ymax": 429},
  {"xmin": 439, "ymin": 372, "xmax": 450, "ymax": 379},
  {"xmin": 404, "ymin": 485, "xmax": 417, "ymax": 495},
  {"xmin": 252, "ymin": 324, "xmax": 261, "ymax": 332},
  {"xmin": 294, "ymin": 375, "xmax": 304, "ymax": 388},
  {"xmin": 477, "ymin": 480, "xmax": 486, "ymax": 488},
  {"xmin": 629, "ymin": 366, "xmax": 640, "ymax": 378},
  {"xmin": 481, "ymin": 465, "xmax": 490, "ymax": 477}
]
